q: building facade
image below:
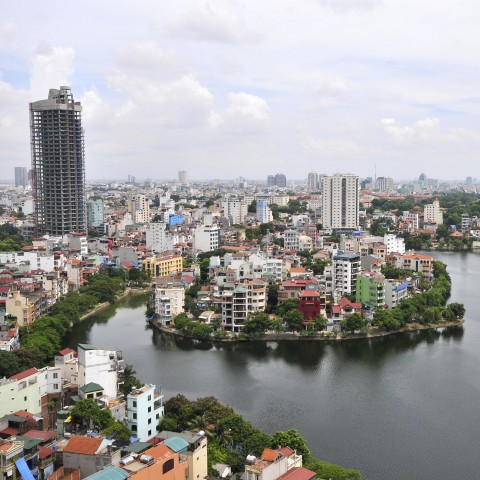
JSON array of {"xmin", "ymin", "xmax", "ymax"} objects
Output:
[
  {"xmin": 15, "ymin": 167, "xmax": 28, "ymax": 188},
  {"xmin": 322, "ymin": 173, "xmax": 359, "ymax": 230},
  {"xmin": 30, "ymin": 87, "xmax": 86, "ymax": 235}
]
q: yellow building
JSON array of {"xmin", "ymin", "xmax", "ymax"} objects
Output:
[{"xmin": 143, "ymin": 255, "xmax": 183, "ymax": 279}]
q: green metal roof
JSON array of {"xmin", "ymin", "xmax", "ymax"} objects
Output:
[
  {"xmin": 163, "ymin": 437, "xmax": 189, "ymax": 453},
  {"xmin": 79, "ymin": 382, "xmax": 104, "ymax": 394},
  {"xmin": 122, "ymin": 442, "xmax": 152, "ymax": 454},
  {"xmin": 78, "ymin": 344, "xmax": 96, "ymax": 351},
  {"xmin": 13, "ymin": 436, "xmax": 42, "ymax": 450},
  {"xmin": 84, "ymin": 466, "xmax": 130, "ymax": 480}
]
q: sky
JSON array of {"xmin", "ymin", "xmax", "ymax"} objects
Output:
[{"xmin": 1, "ymin": 0, "xmax": 480, "ymax": 182}]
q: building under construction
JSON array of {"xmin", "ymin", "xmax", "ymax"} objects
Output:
[{"xmin": 30, "ymin": 86, "xmax": 86, "ymax": 236}]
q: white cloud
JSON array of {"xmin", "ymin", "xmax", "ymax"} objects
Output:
[
  {"xmin": 220, "ymin": 92, "xmax": 270, "ymax": 134},
  {"xmin": 29, "ymin": 46, "xmax": 75, "ymax": 101},
  {"xmin": 299, "ymin": 132, "xmax": 368, "ymax": 157},
  {"xmin": 380, "ymin": 117, "xmax": 441, "ymax": 145},
  {"xmin": 317, "ymin": 0, "xmax": 383, "ymax": 13},
  {"xmin": 165, "ymin": 1, "xmax": 261, "ymax": 43}
]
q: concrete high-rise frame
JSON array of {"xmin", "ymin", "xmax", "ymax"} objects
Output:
[{"xmin": 30, "ymin": 86, "xmax": 86, "ymax": 236}]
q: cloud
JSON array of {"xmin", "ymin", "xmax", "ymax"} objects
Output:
[
  {"xmin": 317, "ymin": 0, "xmax": 383, "ymax": 13},
  {"xmin": 115, "ymin": 42, "xmax": 186, "ymax": 81},
  {"xmin": 219, "ymin": 92, "xmax": 270, "ymax": 134},
  {"xmin": 380, "ymin": 117, "xmax": 440, "ymax": 145},
  {"xmin": 165, "ymin": 1, "xmax": 261, "ymax": 43},
  {"xmin": 29, "ymin": 46, "xmax": 75, "ymax": 101},
  {"xmin": 299, "ymin": 132, "xmax": 367, "ymax": 157}
]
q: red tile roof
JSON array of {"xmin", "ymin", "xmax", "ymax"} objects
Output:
[
  {"xmin": 10, "ymin": 368, "xmax": 38, "ymax": 381},
  {"xmin": 24, "ymin": 430, "xmax": 58, "ymax": 441},
  {"xmin": 279, "ymin": 446, "xmax": 294, "ymax": 457},
  {"xmin": 260, "ymin": 448, "xmax": 278, "ymax": 462},
  {"xmin": 144, "ymin": 444, "xmax": 175, "ymax": 461},
  {"xmin": 63, "ymin": 436, "xmax": 103, "ymax": 455},
  {"xmin": 38, "ymin": 446, "xmax": 56, "ymax": 459},
  {"xmin": 57, "ymin": 348, "xmax": 76, "ymax": 356},
  {"xmin": 277, "ymin": 467, "xmax": 316, "ymax": 480}
]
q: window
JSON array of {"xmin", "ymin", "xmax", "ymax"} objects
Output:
[
  {"xmin": 148, "ymin": 395, "xmax": 152, "ymax": 401},
  {"xmin": 163, "ymin": 459, "xmax": 174, "ymax": 474},
  {"xmin": 24, "ymin": 396, "xmax": 27, "ymax": 401},
  {"xmin": 131, "ymin": 425, "xmax": 137, "ymax": 431},
  {"xmin": 156, "ymin": 413, "xmax": 160, "ymax": 419},
  {"xmin": 148, "ymin": 429, "xmax": 152, "ymax": 436},
  {"xmin": 53, "ymin": 373, "xmax": 58, "ymax": 379},
  {"xmin": 54, "ymin": 384, "xmax": 59, "ymax": 390},
  {"xmin": 148, "ymin": 418, "xmax": 151, "ymax": 424},
  {"xmin": 132, "ymin": 401, "xmax": 137, "ymax": 408},
  {"xmin": 148, "ymin": 406, "xmax": 151, "ymax": 413}
]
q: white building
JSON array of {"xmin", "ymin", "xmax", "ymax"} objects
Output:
[
  {"xmin": 130, "ymin": 194, "xmax": 151, "ymax": 224},
  {"xmin": 77, "ymin": 344, "xmax": 123, "ymax": 400},
  {"xmin": 284, "ymin": 229, "xmax": 299, "ymax": 251},
  {"xmin": 307, "ymin": 172, "xmax": 319, "ymax": 191},
  {"xmin": 153, "ymin": 282, "xmax": 185, "ymax": 325},
  {"xmin": 384, "ymin": 279, "xmax": 409, "ymax": 309},
  {"xmin": 322, "ymin": 173, "xmax": 359, "ymax": 229},
  {"xmin": 194, "ymin": 216, "xmax": 220, "ymax": 252},
  {"xmin": 332, "ymin": 250, "xmax": 361, "ymax": 296},
  {"xmin": 222, "ymin": 198, "xmax": 248, "ymax": 224},
  {"xmin": 146, "ymin": 222, "xmax": 179, "ymax": 254},
  {"xmin": 383, "ymin": 234, "xmax": 405, "ymax": 254},
  {"xmin": 256, "ymin": 199, "xmax": 273, "ymax": 224},
  {"xmin": 126, "ymin": 384, "xmax": 164, "ymax": 442},
  {"xmin": 424, "ymin": 198, "xmax": 443, "ymax": 225}
]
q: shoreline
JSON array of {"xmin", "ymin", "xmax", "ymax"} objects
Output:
[
  {"xmin": 78, "ymin": 287, "xmax": 149, "ymax": 321},
  {"xmin": 150, "ymin": 318, "xmax": 465, "ymax": 343}
]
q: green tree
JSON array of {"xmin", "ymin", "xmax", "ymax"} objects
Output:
[
  {"xmin": 275, "ymin": 298, "xmax": 299, "ymax": 316},
  {"xmin": 314, "ymin": 315, "xmax": 328, "ymax": 331},
  {"xmin": 0, "ymin": 350, "xmax": 21, "ymax": 377},
  {"xmin": 283, "ymin": 310, "xmax": 304, "ymax": 332},
  {"xmin": 340, "ymin": 313, "xmax": 364, "ymax": 334},
  {"xmin": 243, "ymin": 313, "xmax": 272, "ymax": 335},
  {"xmin": 71, "ymin": 398, "xmax": 114, "ymax": 430},
  {"xmin": 103, "ymin": 421, "xmax": 132, "ymax": 440},
  {"xmin": 271, "ymin": 429, "xmax": 310, "ymax": 459},
  {"xmin": 118, "ymin": 364, "xmax": 143, "ymax": 397}
]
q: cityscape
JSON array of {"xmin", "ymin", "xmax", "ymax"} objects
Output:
[{"xmin": 2, "ymin": 2, "xmax": 480, "ymax": 480}]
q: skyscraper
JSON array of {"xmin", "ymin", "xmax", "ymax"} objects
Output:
[
  {"xmin": 322, "ymin": 173, "xmax": 359, "ymax": 230},
  {"xmin": 30, "ymin": 86, "xmax": 86, "ymax": 235},
  {"xmin": 178, "ymin": 170, "xmax": 188, "ymax": 184},
  {"xmin": 307, "ymin": 171, "xmax": 318, "ymax": 191},
  {"xmin": 14, "ymin": 167, "xmax": 28, "ymax": 188}
]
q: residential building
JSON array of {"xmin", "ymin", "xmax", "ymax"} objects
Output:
[
  {"xmin": 397, "ymin": 253, "xmax": 434, "ymax": 279},
  {"xmin": 383, "ymin": 233, "xmax": 405, "ymax": 254},
  {"xmin": 130, "ymin": 195, "xmax": 150, "ymax": 224},
  {"xmin": 274, "ymin": 173, "xmax": 287, "ymax": 188},
  {"xmin": 244, "ymin": 447, "xmax": 303, "ymax": 480},
  {"xmin": 62, "ymin": 436, "xmax": 121, "ymax": 479},
  {"xmin": 30, "ymin": 86, "xmax": 86, "ymax": 236},
  {"xmin": 0, "ymin": 368, "xmax": 41, "ymax": 417},
  {"xmin": 15, "ymin": 167, "xmax": 28, "ymax": 188},
  {"xmin": 146, "ymin": 223, "xmax": 179, "ymax": 254},
  {"xmin": 384, "ymin": 279, "xmax": 409, "ymax": 309},
  {"xmin": 157, "ymin": 431, "xmax": 208, "ymax": 480},
  {"xmin": 424, "ymin": 198, "xmax": 443, "ymax": 225},
  {"xmin": 332, "ymin": 250, "xmax": 361, "ymax": 296},
  {"xmin": 256, "ymin": 199, "xmax": 272, "ymax": 224},
  {"xmin": 193, "ymin": 218, "xmax": 220, "ymax": 252},
  {"xmin": 322, "ymin": 173, "xmax": 359, "ymax": 230},
  {"xmin": 153, "ymin": 281, "xmax": 185, "ymax": 325},
  {"xmin": 298, "ymin": 289, "xmax": 325, "ymax": 320},
  {"xmin": 283, "ymin": 229, "xmax": 299, "ymax": 251},
  {"xmin": 0, "ymin": 439, "xmax": 23, "ymax": 480},
  {"xmin": 77, "ymin": 344, "xmax": 123, "ymax": 400},
  {"xmin": 223, "ymin": 198, "xmax": 248, "ymax": 224},
  {"xmin": 307, "ymin": 172, "xmax": 319, "ymax": 191},
  {"xmin": 178, "ymin": 170, "xmax": 189, "ymax": 184},
  {"xmin": 86, "ymin": 199, "xmax": 105, "ymax": 229},
  {"xmin": 374, "ymin": 176, "xmax": 394, "ymax": 193},
  {"xmin": 222, "ymin": 280, "xmax": 267, "ymax": 332},
  {"xmin": 267, "ymin": 175, "xmax": 275, "ymax": 186},
  {"xmin": 143, "ymin": 255, "xmax": 183, "ymax": 279},
  {"xmin": 126, "ymin": 385, "xmax": 164, "ymax": 442},
  {"xmin": 356, "ymin": 272, "xmax": 386, "ymax": 309}
]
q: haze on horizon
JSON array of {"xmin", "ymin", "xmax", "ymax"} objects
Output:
[{"xmin": 1, "ymin": 0, "xmax": 480, "ymax": 181}]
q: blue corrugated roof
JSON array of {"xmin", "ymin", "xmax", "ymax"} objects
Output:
[
  {"xmin": 84, "ymin": 466, "xmax": 130, "ymax": 480},
  {"xmin": 163, "ymin": 436, "xmax": 189, "ymax": 453}
]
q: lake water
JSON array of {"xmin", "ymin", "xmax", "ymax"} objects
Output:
[{"xmin": 63, "ymin": 251, "xmax": 480, "ymax": 480}]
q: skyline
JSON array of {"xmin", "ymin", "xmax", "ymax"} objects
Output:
[{"xmin": 2, "ymin": 1, "xmax": 480, "ymax": 180}]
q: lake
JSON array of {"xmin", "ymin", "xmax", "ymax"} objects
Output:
[{"xmin": 63, "ymin": 251, "xmax": 480, "ymax": 480}]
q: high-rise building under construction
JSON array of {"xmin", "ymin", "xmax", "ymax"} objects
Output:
[{"xmin": 30, "ymin": 86, "xmax": 86, "ymax": 235}]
